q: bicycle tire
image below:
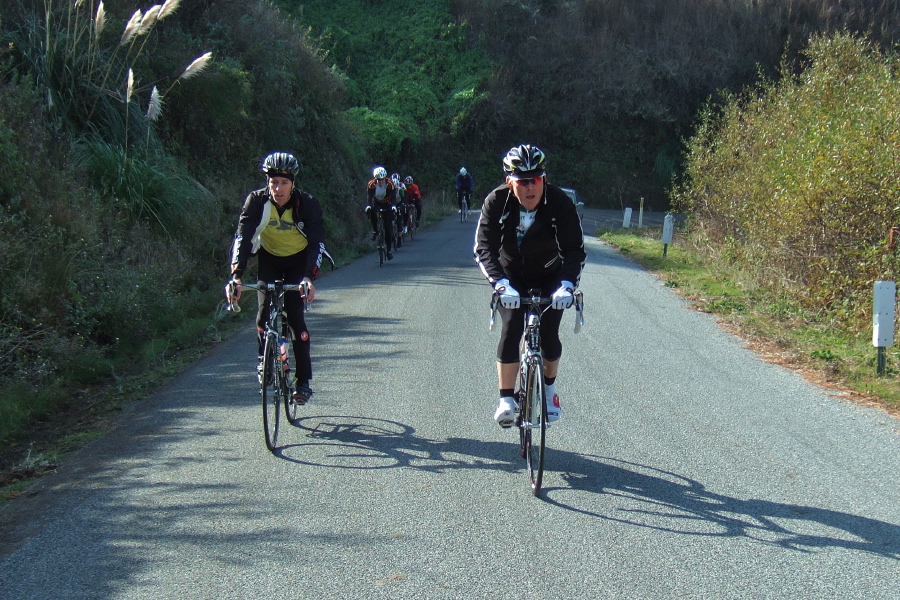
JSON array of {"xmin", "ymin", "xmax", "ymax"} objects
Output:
[
  {"xmin": 461, "ymin": 198, "xmax": 468, "ymax": 223},
  {"xmin": 523, "ymin": 356, "xmax": 546, "ymax": 495},
  {"xmin": 261, "ymin": 335, "xmax": 281, "ymax": 452},
  {"xmin": 282, "ymin": 335, "xmax": 300, "ymax": 424}
]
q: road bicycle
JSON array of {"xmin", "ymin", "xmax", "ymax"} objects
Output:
[
  {"xmin": 403, "ymin": 201, "xmax": 417, "ymax": 241},
  {"xmin": 489, "ymin": 288, "xmax": 584, "ymax": 495},
  {"xmin": 459, "ymin": 190, "xmax": 471, "ymax": 223},
  {"xmin": 228, "ymin": 280, "xmax": 310, "ymax": 453},
  {"xmin": 373, "ymin": 207, "xmax": 388, "ymax": 266},
  {"xmin": 394, "ymin": 203, "xmax": 405, "ymax": 250}
]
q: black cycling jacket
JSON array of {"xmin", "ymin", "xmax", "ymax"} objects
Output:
[
  {"xmin": 474, "ymin": 183, "xmax": 585, "ymax": 288},
  {"xmin": 230, "ymin": 187, "xmax": 326, "ymax": 281}
]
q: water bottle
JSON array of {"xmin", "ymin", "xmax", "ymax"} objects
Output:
[
  {"xmin": 280, "ymin": 339, "xmax": 296, "ymax": 387},
  {"xmin": 280, "ymin": 339, "xmax": 289, "ymax": 371}
]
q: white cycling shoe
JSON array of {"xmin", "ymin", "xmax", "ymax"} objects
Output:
[
  {"xmin": 494, "ymin": 396, "xmax": 518, "ymax": 428},
  {"xmin": 545, "ymin": 383, "xmax": 561, "ymax": 422}
]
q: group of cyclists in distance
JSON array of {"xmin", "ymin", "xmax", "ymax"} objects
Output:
[
  {"xmin": 365, "ymin": 167, "xmax": 423, "ymax": 260},
  {"xmin": 226, "ymin": 144, "xmax": 584, "ymax": 429}
]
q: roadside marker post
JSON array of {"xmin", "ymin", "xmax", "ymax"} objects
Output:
[
  {"xmin": 662, "ymin": 214, "xmax": 674, "ymax": 257},
  {"xmin": 623, "ymin": 207, "xmax": 632, "ymax": 229},
  {"xmin": 873, "ymin": 280, "xmax": 896, "ymax": 375}
]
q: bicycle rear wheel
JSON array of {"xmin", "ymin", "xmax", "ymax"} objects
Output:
[
  {"xmin": 261, "ymin": 335, "xmax": 281, "ymax": 452},
  {"xmin": 523, "ymin": 357, "xmax": 546, "ymax": 495}
]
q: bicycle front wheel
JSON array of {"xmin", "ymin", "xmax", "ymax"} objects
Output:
[
  {"xmin": 261, "ymin": 335, "xmax": 281, "ymax": 452},
  {"xmin": 282, "ymin": 337, "xmax": 300, "ymax": 424},
  {"xmin": 523, "ymin": 357, "xmax": 546, "ymax": 495}
]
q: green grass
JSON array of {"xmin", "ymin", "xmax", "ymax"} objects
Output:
[{"xmin": 601, "ymin": 226, "xmax": 900, "ymax": 417}]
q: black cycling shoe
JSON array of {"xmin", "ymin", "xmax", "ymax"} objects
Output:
[
  {"xmin": 386, "ymin": 251, "xmax": 394, "ymax": 260},
  {"xmin": 292, "ymin": 385, "xmax": 313, "ymax": 405}
]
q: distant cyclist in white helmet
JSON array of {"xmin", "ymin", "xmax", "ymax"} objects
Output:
[
  {"xmin": 456, "ymin": 167, "xmax": 474, "ymax": 213},
  {"xmin": 366, "ymin": 166, "xmax": 397, "ymax": 259}
]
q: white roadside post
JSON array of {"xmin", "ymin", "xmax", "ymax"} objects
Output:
[
  {"xmin": 638, "ymin": 197, "xmax": 644, "ymax": 228},
  {"xmin": 623, "ymin": 207, "xmax": 632, "ymax": 229},
  {"xmin": 662, "ymin": 214, "xmax": 674, "ymax": 257},
  {"xmin": 873, "ymin": 280, "xmax": 896, "ymax": 375}
]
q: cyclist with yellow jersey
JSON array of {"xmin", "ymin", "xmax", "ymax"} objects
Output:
[{"xmin": 226, "ymin": 152, "xmax": 326, "ymax": 404}]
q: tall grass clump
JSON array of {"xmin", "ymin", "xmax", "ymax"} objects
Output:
[
  {"xmin": 673, "ymin": 33, "xmax": 900, "ymax": 328},
  {"xmin": 1, "ymin": 0, "xmax": 215, "ymax": 236},
  {"xmin": 1, "ymin": 0, "xmax": 211, "ymax": 145}
]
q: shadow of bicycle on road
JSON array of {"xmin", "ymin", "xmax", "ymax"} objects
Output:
[{"xmin": 275, "ymin": 414, "xmax": 899, "ymax": 560}]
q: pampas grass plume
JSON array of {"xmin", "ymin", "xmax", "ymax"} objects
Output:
[
  {"xmin": 95, "ymin": 2, "xmax": 106, "ymax": 35},
  {"xmin": 126, "ymin": 68, "xmax": 134, "ymax": 103},
  {"xmin": 147, "ymin": 86, "xmax": 163, "ymax": 121},
  {"xmin": 179, "ymin": 52, "xmax": 212, "ymax": 80},
  {"xmin": 120, "ymin": 9, "xmax": 143, "ymax": 45},
  {"xmin": 159, "ymin": 0, "xmax": 181, "ymax": 20},
  {"xmin": 139, "ymin": 5, "xmax": 162, "ymax": 35}
]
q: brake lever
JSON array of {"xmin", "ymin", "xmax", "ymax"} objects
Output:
[
  {"xmin": 573, "ymin": 290, "xmax": 584, "ymax": 333},
  {"xmin": 489, "ymin": 294, "xmax": 499, "ymax": 331},
  {"xmin": 227, "ymin": 280, "xmax": 241, "ymax": 313}
]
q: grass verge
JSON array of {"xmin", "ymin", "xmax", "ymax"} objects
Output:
[{"xmin": 600, "ymin": 226, "xmax": 900, "ymax": 419}]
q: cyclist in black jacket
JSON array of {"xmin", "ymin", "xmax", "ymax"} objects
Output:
[
  {"xmin": 226, "ymin": 152, "xmax": 326, "ymax": 404},
  {"xmin": 474, "ymin": 145, "xmax": 585, "ymax": 427}
]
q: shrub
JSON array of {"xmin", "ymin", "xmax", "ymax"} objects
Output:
[{"xmin": 673, "ymin": 33, "xmax": 900, "ymax": 327}]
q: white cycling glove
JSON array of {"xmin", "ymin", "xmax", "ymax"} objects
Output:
[
  {"xmin": 551, "ymin": 281, "xmax": 575, "ymax": 310},
  {"xmin": 494, "ymin": 278, "xmax": 521, "ymax": 309}
]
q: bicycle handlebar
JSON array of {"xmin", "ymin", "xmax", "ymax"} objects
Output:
[
  {"xmin": 488, "ymin": 290, "xmax": 585, "ymax": 333},
  {"xmin": 227, "ymin": 280, "xmax": 310, "ymax": 313}
]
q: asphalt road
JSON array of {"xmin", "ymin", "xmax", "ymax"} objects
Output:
[{"xmin": 1, "ymin": 213, "xmax": 898, "ymax": 599}]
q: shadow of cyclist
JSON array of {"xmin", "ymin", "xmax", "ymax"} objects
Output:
[{"xmin": 273, "ymin": 414, "xmax": 899, "ymax": 559}]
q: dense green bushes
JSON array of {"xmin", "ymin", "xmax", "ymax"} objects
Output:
[
  {"xmin": 275, "ymin": 0, "xmax": 493, "ymax": 172},
  {"xmin": 673, "ymin": 34, "xmax": 900, "ymax": 326}
]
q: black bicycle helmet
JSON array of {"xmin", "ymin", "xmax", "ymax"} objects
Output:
[
  {"xmin": 262, "ymin": 152, "xmax": 300, "ymax": 179},
  {"xmin": 502, "ymin": 144, "xmax": 547, "ymax": 178}
]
